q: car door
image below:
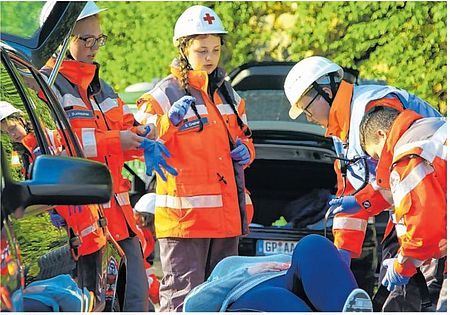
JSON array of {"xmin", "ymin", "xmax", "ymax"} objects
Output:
[
  {"xmin": 1, "ymin": 1, "xmax": 86, "ymax": 69},
  {"xmin": 1, "ymin": 45, "xmax": 80, "ymax": 284}
]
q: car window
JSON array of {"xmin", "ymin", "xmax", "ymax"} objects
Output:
[
  {"xmin": 239, "ymin": 89, "xmax": 310, "ymax": 124},
  {"xmin": 1, "ymin": 55, "xmax": 69, "ymax": 283},
  {"xmin": 5, "ymin": 56, "xmax": 80, "ymax": 159},
  {"xmin": 0, "ymin": 2, "xmax": 44, "ymax": 39},
  {"xmin": 0, "ymin": 62, "xmax": 44, "ymax": 181}
]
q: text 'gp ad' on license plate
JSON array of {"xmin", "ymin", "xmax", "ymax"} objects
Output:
[{"xmin": 256, "ymin": 239, "xmax": 298, "ymax": 255}]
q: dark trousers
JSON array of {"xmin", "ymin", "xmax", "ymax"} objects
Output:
[
  {"xmin": 118, "ymin": 236, "xmax": 149, "ymax": 311},
  {"xmin": 158, "ymin": 237, "xmax": 239, "ymax": 312},
  {"xmin": 228, "ymin": 234, "xmax": 358, "ymax": 312},
  {"xmin": 379, "ymin": 227, "xmax": 444, "ymax": 312}
]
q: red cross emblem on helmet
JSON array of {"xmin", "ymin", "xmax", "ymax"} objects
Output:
[{"xmin": 203, "ymin": 13, "xmax": 215, "ymax": 24}]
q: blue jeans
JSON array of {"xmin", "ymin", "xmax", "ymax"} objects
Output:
[{"xmin": 228, "ymin": 234, "xmax": 358, "ymax": 312}]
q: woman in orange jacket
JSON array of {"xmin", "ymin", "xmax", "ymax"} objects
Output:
[
  {"xmin": 38, "ymin": 1, "xmax": 173, "ymax": 311},
  {"xmin": 136, "ymin": 5, "xmax": 255, "ymax": 311}
]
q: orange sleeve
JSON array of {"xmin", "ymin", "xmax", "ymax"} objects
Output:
[
  {"xmin": 354, "ymin": 183, "xmax": 393, "ymax": 216},
  {"xmin": 332, "ymin": 160, "xmax": 369, "ymax": 258},
  {"xmin": 236, "ymin": 97, "xmax": 255, "ymax": 167},
  {"xmin": 391, "ymin": 157, "xmax": 447, "ymax": 275},
  {"xmin": 137, "ymin": 93, "xmax": 178, "ymax": 143},
  {"xmin": 117, "ymin": 98, "xmax": 144, "ymax": 161}
]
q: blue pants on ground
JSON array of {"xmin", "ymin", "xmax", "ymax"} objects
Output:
[{"xmin": 228, "ymin": 234, "xmax": 358, "ymax": 312}]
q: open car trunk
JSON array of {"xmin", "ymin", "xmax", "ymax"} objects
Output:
[
  {"xmin": 239, "ymin": 129, "xmax": 378, "ymax": 294},
  {"xmin": 246, "ymin": 155, "xmax": 336, "ymax": 228}
]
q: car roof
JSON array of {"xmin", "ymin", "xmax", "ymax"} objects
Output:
[
  {"xmin": 227, "ymin": 61, "xmax": 296, "ymax": 91},
  {"xmin": 227, "ymin": 61, "xmax": 363, "ymax": 91},
  {"xmin": 1, "ymin": 1, "xmax": 85, "ymax": 69}
]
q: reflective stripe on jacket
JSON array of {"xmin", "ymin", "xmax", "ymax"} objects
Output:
[
  {"xmin": 41, "ymin": 58, "xmax": 143, "ymax": 242},
  {"xmin": 137, "ymin": 61, "xmax": 255, "ymax": 238},
  {"xmin": 376, "ymin": 110, "xmax": 447, "ymax": 276},
  {"xmin": 328, "ymin": 81, "xmax": 441, "ymax": 257}
]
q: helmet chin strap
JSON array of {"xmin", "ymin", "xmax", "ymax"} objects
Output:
[{"xmin": 311, "ymin": 73, "xmax": 339, "ymax": 107}]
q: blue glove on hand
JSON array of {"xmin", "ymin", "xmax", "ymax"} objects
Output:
[
  {"xmin": 168, "ymin": 96, "xmax": 196, "ymax": 126},
  {"xmin": 50, "ymin": 210, "xmax": 66, "ymax": 228},
  {"xmin": 230, "ymin": 139, "xmax": 250, "ymax": 165},
  {"xmin": 381, "ymin": 258, "xmax": 411, "ymax": 291},
  {"xmin": 328, "ymin": 196, "xmax": 360, "ymax": 216},
  {"xmin": 142, "ymin": 125, "xmax": 151, "ymax": 137},
  {"xmin": 338, "ymin": 248, "xmax": 352, "ymax": 267},
  {"xmin": 139, "ymin": 139, "xmax": 178, "ymax": 181}
]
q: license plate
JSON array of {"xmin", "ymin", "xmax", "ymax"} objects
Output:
[{"xmin": 256, "ymin": 239, "xmax": 298, "ymax": 256}]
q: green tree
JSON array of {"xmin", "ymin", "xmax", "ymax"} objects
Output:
[{"xmin": 95, "ymin": 1, "xmax": 445, "ymax": 114}]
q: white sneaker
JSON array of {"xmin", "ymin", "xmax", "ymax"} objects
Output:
[{"xmin": 342, "ymin": 288, "xmax": 373, "ymax": 312}]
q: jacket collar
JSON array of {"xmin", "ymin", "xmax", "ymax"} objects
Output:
[
  {"xmin": 170, "ymin": 58, "xmax": 226, "ymax": 94},
  {"xmin": 21, "ymin": 133, "xmax": 37, "ymax": 154},
  {"xmin": 325, "ymin": 80, "xmax": 354, "ymax": 142},
  {"xmin": 375, "ymin": 110, "xmax": 423, "ymax": 188},
  {"xmin": 45, "ymin": 58, "xmax": 101, "ymax": 94}
]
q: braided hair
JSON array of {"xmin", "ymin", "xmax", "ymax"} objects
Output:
[
  {"xmin": 175, "ymin": 34, "xmax": 251, "ymax": 137},
  {"xmin": 177, "ymin": 35, "xmax": 204, "ymax": 131},
  {"xmin": 177, "ymin": 36, "xmax": 194, "ymax": 93}
]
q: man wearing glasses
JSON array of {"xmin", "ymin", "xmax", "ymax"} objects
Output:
[{"xmin": 283, "ymin": 56, "xmax": 443, "ymax": 311}]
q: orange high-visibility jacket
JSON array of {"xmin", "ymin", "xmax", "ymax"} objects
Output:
[
  {"xmin": 20, "ymin": 131, "xmax": 106, "ymax": 256},
  {"xmin": 327, "ymin": 81, "xmax": 441, "ymax": 257},
  {"xmin": 41, "ymin": 59, "xmax": 143, "ymax": 243},
  {"xmin": 137, "ymin": 61, "xmax": 254, "ymax": 238},
  {"xmin": 375, "ymin": 110, "xmax": 447, "ymax": 276}
]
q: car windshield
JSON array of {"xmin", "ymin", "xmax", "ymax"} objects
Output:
[
  {"xmin": 0, "ymin": 2, "xmax": 44, "ymax": 39},
  {"xmin": 239, "ymin": 89, "xmax": 310, "ymax": 124}
]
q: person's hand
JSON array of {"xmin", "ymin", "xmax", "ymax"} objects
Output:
[
  {"xmin": 136, "ymin": 124, "xmax": 157, "ymax": 139},
  {"xmin": 230, "ymin": 139, "xmax": 250, "ymax": 165},
  {"xmin": 120, "ymin": 130, "xmax": 145, "ymax": 150},
  {"xmin": 139, "ymin": 139, "xmax": 178, "ymax": 181},
  {"xmin": 328, "ymin": 196, "xmax": 360, "ymax": 216},
  {"xmin": 168, "ymin": 96, "xmax": 196, "ymax": 126},
  {"xmin": 247, "ymin": 262, "xmax": 291, "ymax": 275},
  {"xmin": 381, "ymin": 258, "xmax": 411, "ymax": 291},
  {"xmin": 50, "ymin": 210, "xmax": 66, "ymax": 228},
  {"xmin": 337, "ymin": 248, "xmax": 352, "ymax": 267}
]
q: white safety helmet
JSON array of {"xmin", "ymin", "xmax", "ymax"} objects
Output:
[
  {"xmin": 284, "ymin": 56, "xmax": 344, "ymax": 119},
  {"xmin": 39, "ymin": 1, "xmax": 107, "ymax": 27},
  {"xmin": 0, "ymin": 101, "xmax": 22, "ymax": 121},
  {"xmin": 173, "ymin": 5, "xmax": 227, "ymax": 45},
  {"xmin": 134, "ymin": 193, "xmax": 156, "ymax": 215}
]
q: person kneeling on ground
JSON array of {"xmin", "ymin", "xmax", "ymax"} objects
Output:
[{"xmin": 183, "ymin": 234, "xmax": 373, "ymax": 312}]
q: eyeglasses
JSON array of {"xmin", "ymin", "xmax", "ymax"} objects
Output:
[
  {"xmin": 75, "ymin": 35, "xmax": 108, "ymax": 48},
  {"xmin": 297, "ymin": 90, "xmax": 320, "ymax": 117}
]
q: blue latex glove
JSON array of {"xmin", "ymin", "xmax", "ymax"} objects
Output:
[
  {"xmin": 381, "ymin": 258, "xmax": 411, "ymax": 291},
  {"xmin": 168, "ymin": 96, "xmax": 196, "ymax": 126},
  {"xmin": 139, "ymin": 139, "xmax": 178, "ymax": 181},
  {"xmin": 338, "ymin": 248, "xmax": 352, "ymax": 267},
  {"xmin": 142, "ymin": 125, "xmax": 151, "ymax": 137},
  {"xmin": 328, "ymin": 196, "xmax": 360, "ymax": 216},
  {"xmin": 50, "ymin": 210, "xmax": 66, "ymax": 228},
  {"xmin": 230, "ymin": 139, "xmax": 250, "ymax": 165}
]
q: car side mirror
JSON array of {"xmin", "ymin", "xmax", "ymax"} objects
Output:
[{"xmin": 2, "ymin": 155, "xmax": 112, "ymax": 215}]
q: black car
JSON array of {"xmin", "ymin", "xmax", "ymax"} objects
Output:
[
  {"xmin": 228, "ymin": 61, "xmax": 383, "ymax": 295},
  {"xmin": 1, "ymin": 2, "xmax": 126, "ymax": 311}
]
